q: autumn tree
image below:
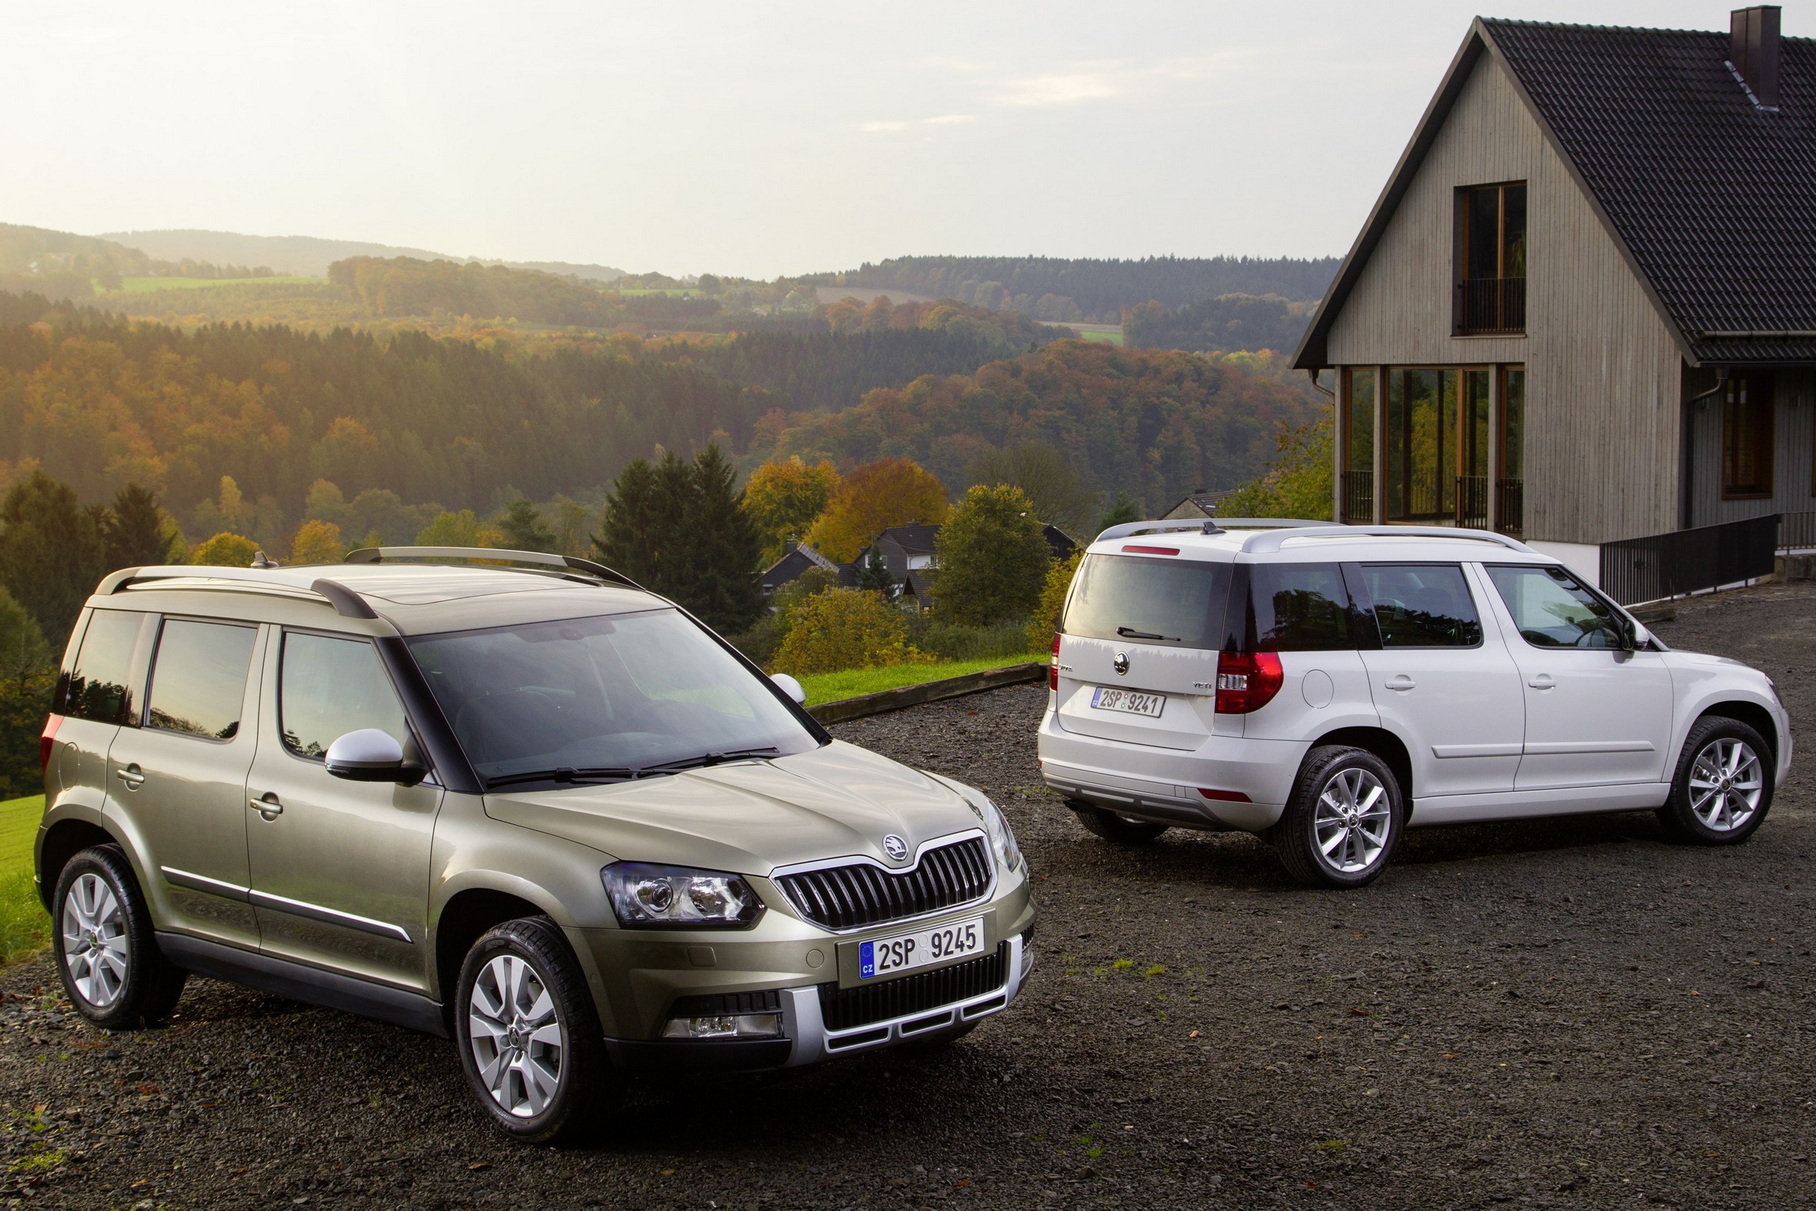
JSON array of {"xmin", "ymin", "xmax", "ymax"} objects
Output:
[
  {"xmin": 497, "ymin": 498, "xmax": 556, "ymax": 552},
  {"xmin": 1216, "ymin": 409, "xmax": 1333, "ymax": 522},
  {"xmin": 289, "ymin": 519, "xmax": 345, "ymax": 565},
  {"xmin": 0, "ymin": 471, "xmax": 107, "ymax": 644},
  {"xmin": 190, "ymin": 532, "xmax": 261, "ymax": 568},
  {"xmin": 103, "ymin": 483, "xmax": 175, "ymax": 569},
  {"xmin": 1026, "ymin": 550, "xmax": 1083, "ymax": 651},
  {"xmin": 772, "ymin": 589, "xmax": 927, "ymax": 675},
  {"xmin": 742, "ymin": 457, "xmax": 841, "ymax": 563},
  {"xmin": 804, "ymin": 458, "xmax": 949, "ymax": 563},
  {"xmin": 416, "ymin": 510, "xmax": 502, "ymax": 548},
  {"xmin": 966, "ymin": 441, "xmax": 1094, "ymax": 539},
  {"xmin": 932, "ymin": 484, "xmax": 1050, "ymax": 627}
]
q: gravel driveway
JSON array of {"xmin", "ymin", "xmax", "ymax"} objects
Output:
[{"xmin": 3, "ymin": 583, "xmax": 1814, "ymax": 1209}]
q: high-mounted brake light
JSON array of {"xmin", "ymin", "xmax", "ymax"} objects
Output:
[
  {"xmin": 1122, "ymin": 545, "xmax": 1179, "ymax": 556},
  {"xmin": 1048, "ymin": 632, "xmax": 1061, "ymax": 691},
  {"xmin": 40, "ymin": 715, "xmax": 61, "ymax": 775},
  {"xmin": 1213, "ymin": 651, "xmax": 1284, "ymax": 714}
]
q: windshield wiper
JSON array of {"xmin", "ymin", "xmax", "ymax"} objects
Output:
[
  {"xmin": 484, "ymin": 766, "xmax": 644, "ymax": 790},
  {"xmin": 636, "ymin": 746, "xmax": 782, "ymax": 774},
  {"xmin": 1117, "ymin": 625, "xmax": 1179, "ymax": 642}
]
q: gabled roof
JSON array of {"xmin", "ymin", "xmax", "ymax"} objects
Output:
[
  {"xmin": 875, "ymin": 523, "xmax": 941, "ymax": 554},
  {"xmin": 1296, "ymin": 15, "xmax": 1816, "ymax": 369}
]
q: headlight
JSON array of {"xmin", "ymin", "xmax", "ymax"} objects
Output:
[
  {"xmin": 601, "ymin": 863, "xmax": 764, "ymax": 929},
  {"xmin": 969, "ymin": 794, "xmax": 1024, "ymax": 872}
]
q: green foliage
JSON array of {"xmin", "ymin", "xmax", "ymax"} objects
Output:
[
  {"xmin": 772, "ymin": 588, "xmax": 927, "ymax": 675},
  {"xmin": 794, "ymin": 654, "xmax": 1041, "ymax": 707},
  {"xmin": 856, "ymin": 546, "xmax": 895, "ymax": 594},
  {"xmin": 330, "ymin": 256, "xmax": 722, "ymax": 327},
  {"xmin": 189, "ymin": 531, "xmax": 260, "ymax": 567},
  {"xmin": 966, "ymin": 441, "xmax": 1095, "ymax": 538},
  {"xmin": 0, "ymin": 471, "xmax": 106, "ymax": 646},
  {"xmin": 101, "ymin": 483, "xmax": 173, "ymax": 571},
  {"xmin": 725, "ymin": 568, "xmax": 836, "ymax": 667},
  {"xmin": 0, "ymin": 590, "xmax": 53, "ymax": 803},
  {"xmin": 1124, "ymin": 294, "xmax": 1312, "ymax": 355},
  {"xmin": 1097, "ymin": 491, "xmax": 1144, "ymax": 535},
  {"xmin": 684, "ymin": 445, "xmax": 766, "ymax": 635},
  {"xmin": 1027, "ymin": 550, "xmax": 1083, "ymax": 651},
  {"xmin": 932, "ymin": 485, "xmax": 1050, "ymax": 627},
  {"xmin": 905, "ymin": 616, "xmax": 1037, "ymax": 663},
  {"xmin": 0, "ymin": 795, "xmax": 49, "ymax": 961},
  {"xmin": 1216, "ymin": 409, "xmax": 1334, "ymax": 522},
  {"xmin": 496, "ymin": 497, "xmax": 556, "ymax": 552},
  {"xmin": 415, "ymin": 510, "xmax": 500, "ymax": 548}
]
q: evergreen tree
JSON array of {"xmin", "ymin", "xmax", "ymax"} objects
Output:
[
  {"xmin": 1097, "ymin": 490, "xmax": 1145, "ymax": 536},
  {"xmin": 856, "ymin": 546, "xmax": 896, "ymax": 594},
  {"xmin": 0, "ymin": 471, "xmax": 106, "ymax": 645},
  {"xmin": 0, "ymin": 586, "xmax": 54, "ymax": 800},
  {"xmin": 497, "ymin": 497, "xmax": 556, "ymax": 552},
  {"xmin": 682, "ymin": 445, "xmax": 765, "ymax": 635},
  {"xmin": 595, "ymin": 455, "xmax": 671, "ymax": 591},
  {"xmin": 103, "ymin": 483, "xmax": 172, "ymax": 570}
]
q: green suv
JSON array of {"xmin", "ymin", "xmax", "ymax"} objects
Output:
[{"xmin": 36, "ymin": 548, "xmax": 1033, "ymax": 1142}]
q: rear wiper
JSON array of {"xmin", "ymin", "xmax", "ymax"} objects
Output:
[
  {"xmin": 1117, "ymin": 625, "xmax": 1179, "ymax": 642},
  {"xmin": 637, "ymin": 746, "xmax": 782, "ymax": 774},
  {"xmin": 484, "ymin": 766, "xmax": 644, "ymax": 790}
]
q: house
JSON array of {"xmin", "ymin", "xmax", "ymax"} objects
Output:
[
  {"xmin": 853, "ymin": 521, "xmax": 1081, "ymax": 603},
  {"xmin": 1294, "ymin": 6, "xmax": 1816, "ymax": 559},
  {"xmin": 758, "ymin": 541, "xmax": 839, "ymax": 594},
  {"xmin": 1163, "ymin": 489, "xmax": 1235, "ymax": 521}
]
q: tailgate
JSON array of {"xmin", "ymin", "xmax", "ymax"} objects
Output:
[{"xmin": 1055, "ymin": 635, "xmax": 1217, "ymax": 750}]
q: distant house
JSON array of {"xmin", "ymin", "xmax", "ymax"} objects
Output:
[
  {"xmin": 852, "ymin": 521, "xmax": 1080, "ymax": 603},
  {"xmin": 1294, "ymin": 7, "xmax": 1816, "ymax": 553},
  {"xmin": 758, "ymin": 541, "xmax": 839, "ymax": 595},
  {"xmin": 1162, "ymin": 489, "xmax": 1234, "ymax": 521}
]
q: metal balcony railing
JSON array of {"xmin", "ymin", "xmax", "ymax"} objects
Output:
[
  {"xmin": 1455, "ymin": 277, "xmax": 1526, "ymax": 335},
  {"xmin": 1455, "ymin": 476, "xmax": 1489, "ymax": 530},
  {"xmin": 1341, "ymin": 469, "xmax": 1374, "ymax": 523},
  {"xmin": 1495, "ymin": 478, "xmax": 1523, "ymax": 537}
]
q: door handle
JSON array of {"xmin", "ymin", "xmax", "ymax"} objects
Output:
[
  {"xmin": 116, "ymin": 764, "xmax": 145, "ymax": 790},
  {"xmin": 1384, "ymin": 674, "xmax": 1417, "ymax": 692},
  {"xmin": 250, "ymin": 793, "xmax": 283, "ymax": 821},
  {"xmin": 1528, "ymin": 674, "xmax": 1556, "ymax": 690}
]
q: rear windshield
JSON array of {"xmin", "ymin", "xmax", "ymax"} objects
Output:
[{"xmin": 1063, "ymin": 554, "xmax": 1231, "ymax": 649}]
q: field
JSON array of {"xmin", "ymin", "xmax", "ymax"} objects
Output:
[
  {"xmin": 796, "ymin": 654, "xmax": 1043, "ymax": 705},
  {"xmin": 0, "ymin": 795, "xmax": 44, "ymax": 964},
  {"xmin": 1044, "ymin": 320, "xmax": 1123, "ymax": 345},
  {"xmin": 112, "ymin": 275, "xmax": 323, "ymax": 293}
]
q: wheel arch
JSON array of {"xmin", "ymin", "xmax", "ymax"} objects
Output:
[
  {"xmin": 1692, "ymin": 700, "xmax": 1778, "ymax": 766},
  {"xmin": 37, "ymin": 818, "xmax": 122, "ymax": 913},
  {"xmin": 1309, "ymin": 726, "xmax": 1415, "ymax": 811}
]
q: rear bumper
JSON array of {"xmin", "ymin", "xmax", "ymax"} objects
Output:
[{"xmin": 1037, "ymin": 709, "xmax": 1302, "ymax": 831}]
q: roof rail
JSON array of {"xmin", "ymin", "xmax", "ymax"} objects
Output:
[
  {"xmin": 1093, "ymin": 517, "xmax": 1329, "ymax": 543},
  {"xmin": 1239, "ymin": 525, "xmax": 1536, "ymax": 555},
  {"xmin": 97, "ymin": 565, "xmax": 380, "ymax": 619},
  {"xmin": 343, "ymin": 546, "xmax": 644, "ymax": 590}
]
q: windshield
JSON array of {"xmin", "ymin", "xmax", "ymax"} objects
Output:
[{"xmin": 406, "ymin": 610, "xmax": 818, "ymax": 786}]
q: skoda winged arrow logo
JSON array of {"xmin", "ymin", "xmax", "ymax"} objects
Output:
[
  {"xmin": 1113, "ymin": 651, "xmax": 1130, "ymax": 676},
  {"xmin": 882, "ymin": 834, "xmax": 909, "ymax": 862}
]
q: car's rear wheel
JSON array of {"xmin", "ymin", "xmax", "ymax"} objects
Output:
[
  {"xmin": 1658, "ymin": 717, "xmax": 1773, "ymax": 845},
  {"xmin": 52, "ymin": 845, "xmax": 186, "ymax": 1029},
  {"xmin": 1069, "ymin": 802, "xmax": 1169, "ymax": 844},
  {"xmin": 454, "ymin": 917, "xmax": 621, "ymax": 1144},
  {"xmin": 1273, "ymin": 746, "xmax": 1404, "ymax": 889}
]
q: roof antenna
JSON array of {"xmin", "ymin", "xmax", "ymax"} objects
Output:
[
  {"xmin": 1202, "ymin": 505, "xmax": 1224, "ymax": 535},
  {"xmin": 250, "ymin": 551, "xmax": 280, "ymax": 569}
]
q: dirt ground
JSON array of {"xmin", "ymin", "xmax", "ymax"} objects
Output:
[{"xmin": 1, "ymin": 582, "xmax": 1812, "ymax": 1209}]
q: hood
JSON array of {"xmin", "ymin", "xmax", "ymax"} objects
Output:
[
  {"xmin": 484, "ymin": 739, "xmax": 984, "ymax": 876},
  {"xmin": 1663, "ymin": 649, "xmax": 1756, "ymax": 674}
]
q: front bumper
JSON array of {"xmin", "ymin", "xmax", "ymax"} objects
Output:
[{"xmin": 602, "ymin": 928, "xmax": 1033, "ymax": 1072}]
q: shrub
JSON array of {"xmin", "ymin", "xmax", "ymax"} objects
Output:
[
  {"xmin": 189, "ymin": 532, "xmax": 260, "ymax": 567},
  {"xmin": 772, "ymin": 588, "xmax": 930, "ymax": 675},
  {"xmin": 725, "ymin": 568, "xmax": 838, "ymax": 668},
  {"xmin": 1027, "ymin": 550, "xmax": 1082, "ymax": 651},
  {"xmin": 905, "ymin": 615, "xmax": 1037, "ymax": 663}
]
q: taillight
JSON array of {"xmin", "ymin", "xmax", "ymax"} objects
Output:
[
  {"xmin": 1214, "ymin": 651, "xmax": 1284, "ymax": 714},
  {"xmin": 40, "ymin": 715, "xmax": 62, "ymax": 775},
  {"xmin": 1048, "ymin": 632, "xmax": 1061, "ymax": 691}
]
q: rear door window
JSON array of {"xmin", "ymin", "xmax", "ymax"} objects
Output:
[
  {"xmin": 1356, "ymin": 564, "xmax": 1483, "ymax": 648},
  {"xmin": 145, "ymin": 620, "xmax": 258, "ymax": 741},
  {"xmin": 279, "ymin": 633, "xmax": 408, "ymax": 759},
  {"xmin": 60, "ymin": 610, "xmax": 146, "ymax": 724},
  {"xmin": 1246, "ymin": 563, "xmax": 1357, "ymax": 651},
  {"xmin": 1062, "ymin": 554, "xmax": 1231, "ymax": 649}
]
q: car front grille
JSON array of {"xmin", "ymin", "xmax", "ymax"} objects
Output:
[
  {"xmin": 818, "ymin": 942, "xmax": 1008, "ymax": 1031},
  {"xmin": 776, "ymin": 836, "xmax": 993, "ymax": 930}
]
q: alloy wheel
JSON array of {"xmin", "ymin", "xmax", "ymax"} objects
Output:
[
  {"xmin": 467, "ymin": 953, "xmax": 566, "ymax": 1118},
  {"xmin": 1688, "ymin": 737, "xmax": 1764, "ymax": 832},
  {"xmin": 61, "ymin": 873, "xmax": 129, "ymax": 1009},
  {"xmin": 1313, "ymin": 767, "xmax": 1391, "ymax": 874}
]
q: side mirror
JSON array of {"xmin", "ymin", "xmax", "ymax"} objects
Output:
[
  {"xmin": 770, "ymin": 672, "xmax": 806, "ymax": 706},
  {"xmin": 325, "ymin": 728, "xmax": 425, "ymax": 785},
  {"xmin": 1627, "ymin": 621, "xmax": 1652, "ymax": 650}
]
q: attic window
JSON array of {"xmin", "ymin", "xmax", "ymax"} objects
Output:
[{"xmin": 1454, "ymin": 183, "xmax": 1527, "ymax": 335}]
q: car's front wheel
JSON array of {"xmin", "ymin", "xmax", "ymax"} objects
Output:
[
  {"xmin": 454, "ymin": 917, "xmax": 621, "ymax": 1144},
  {"xmin": 1070, "ymin": 802, "xmax": 1169, "ymax": 844},
  {"xmin": 1658, "ymin": 717, "xmax": 1774, "ymax": 845},
  {"xmin": 1273, "ymin": 746, "xmax": 1404, "ymax": 889},
  {"xmin": 52, "ymin": 845, "xmax": 186, "ymax": 1029}
]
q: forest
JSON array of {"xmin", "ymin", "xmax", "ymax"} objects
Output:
[
  {"xmin": 805, "ymin": 254, "xmax": 1340, "ymax": 323},
  {"xmin": 1123, "ymin": 294, "xmax": 1315, "ymax": 356}
]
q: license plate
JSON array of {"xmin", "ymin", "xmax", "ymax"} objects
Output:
[
  {"xmin": 1091, "ymin": 686, "xmax": 1165, "ymax": 717},
  {"xmin": 859, "ymin": 916, "xmax": 985, "ymax": 979}
]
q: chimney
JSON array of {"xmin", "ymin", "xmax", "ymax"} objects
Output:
[{"xmin": 1730, "ymin": 6, "xmax": 1782, "ymax": 109}]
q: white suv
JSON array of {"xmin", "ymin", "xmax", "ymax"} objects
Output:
[{"xmin": 1037, "ymin": 520, "xmax": 1791, "ymax": 888}]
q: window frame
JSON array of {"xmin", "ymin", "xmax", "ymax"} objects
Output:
[
  {"xmin": 1343, "ymin": 561, "xmax": 1486, "ymax": 651},
  {"xmin": 141, "ymin": 615, "xmax": 260, "ymax": 744},
  {"xmin": 1483, "ymin": 563, "xmax": 1626, "ymax": 652},
  {"xmin": 56, "ymin": 608, "xmax": 155, "ymax": 727},
  {"xmin": 1453, "ymin": 181, "xmax": 1528, "ymax": 336},
  {"xmin": 276, "ymin": 626, "xmax": 413, "ymax": 764}
]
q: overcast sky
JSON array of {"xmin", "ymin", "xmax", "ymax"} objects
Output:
[{"xmin": 6, "ymin": 1, "xmax": 1805, "ymax": 277}]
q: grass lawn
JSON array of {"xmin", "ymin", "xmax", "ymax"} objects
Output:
[
  {"xmin": 0, "ymin": 796, "xmax": 45, "ymax": 965},
  {"xmin": 113, "ymin": 275, "xmax": 323, "ymax": 293},
  {"xmin": 797, "ymin": 655, "xmax": 1043, "ymax": 707}
]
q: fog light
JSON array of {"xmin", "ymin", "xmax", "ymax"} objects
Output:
[{"xmin": 661, "ymin": 1012, "xmax": 783, "ymax": 1040}]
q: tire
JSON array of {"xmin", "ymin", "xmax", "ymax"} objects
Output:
[
  {"xmin": 1657, "ymin": 716, "xmax": 1774, "ymax": 845},
  {"xmin": 1273, "ymin": 746, "xmax": 1404, "ymax": 889},
  {"xmin": 52, "ymin": 845, "xmax": 187, "ymax": 1029},
  {"xmin": 454, "ymin": 917, "xmax": 622, "ymax": 1145},
  {"xmin": 1070, "ymin": 802, "xmax": 1169, "ymax": 844}
]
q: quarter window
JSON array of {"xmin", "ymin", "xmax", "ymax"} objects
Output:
[
  {"xmin": 1486, "ymin": 565, "xmax": 1623, "ymax": 649},
  {"xmin": 280, "ymin": 633, "xmax": 407, "ymax": 759},
  {"xmin": 61, "ymin": 610, "xmax": 145, "ymax": 724},
  {"xmin": 1358, "ymin": 565, "xmax": 1483, "ymax": 648},
  {"xmin": 146, "ymin": 620, "xmax": 257, "ymax": 740},
  {"xmin": 1247, "ymin": 564, "xmax": 1355, "ymax": 652}
]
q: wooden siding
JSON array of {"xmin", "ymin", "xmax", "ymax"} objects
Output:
[
  {"xmin": 1687, "ymin": 369, "xmax": 1816, "ymax": 528},
  {"xmin": 1323, "ymin": 52, "xmax": 1685, "ymax": 545}
]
